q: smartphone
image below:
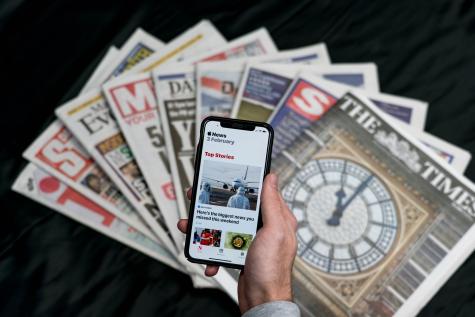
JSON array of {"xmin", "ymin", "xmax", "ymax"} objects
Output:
[{"xmin": 184, "ymin": 117, "xmax": 273, "ymax": 269}]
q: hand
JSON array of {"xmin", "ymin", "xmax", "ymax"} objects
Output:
[{"xmin": 177, "ymin": 173, "xmax": 298, "ymax": 314}]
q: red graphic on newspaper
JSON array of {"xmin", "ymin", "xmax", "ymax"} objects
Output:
[
  {"xmin": 109, "ymin": 78, "xmax": 157, "ymax": 125},
  {"xmin": 286, "ymin": 79, "xmax": 337, "ymax": 121},
  {"xmin": 36, "ymin": 127, "xmax": 93, "ymax": 181},
  {"xmin": 38, "ymin": 174, "xmax": 114, "ymax": 226}
]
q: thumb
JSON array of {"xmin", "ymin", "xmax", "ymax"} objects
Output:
[{"xmin": 260, "ymin": 173, "xmax": 283, "ymax": 226}]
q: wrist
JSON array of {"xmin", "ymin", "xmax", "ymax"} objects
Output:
[{"xmin": 240, "ymin": 282, "xmax": 293, "ymax": 313}]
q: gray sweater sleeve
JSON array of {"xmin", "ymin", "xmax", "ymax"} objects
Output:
[{"xmin": 242, "ymin": 301, "xmax": 300, "ymax": 317}]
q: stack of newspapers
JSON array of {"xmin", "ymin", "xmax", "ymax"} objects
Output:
[{"xmin": 12, "ymin": 20, "xmax": 475, "ymax": 317}]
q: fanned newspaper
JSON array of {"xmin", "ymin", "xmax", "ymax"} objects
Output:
[
  {"xmin": 268, "ymin": 75, "xmax": 428, "ymax": 158},
  {"xmin": 231, "ymin": 63, "xmax": 381, "ymax": 121},
  {"xmin": 128, "ymin": 20, "xmax": 227, "ymax": 74},
  {"xmin": 195, "ymin": 44, "xmax": 332, "ymax": 133},
  {"xmin": 185, "ymin": 28, "xmax": 277, "ymax": 64},
  {"xmin": 22, "ymin": 120, "xmax": 155, "ymax": 240},
  {"xmin": 271, "ymin": 75, "xmax": 475, "ymax": 316},
  {"xmin": 99, "ymin": 28, "xmax": 165, "ymax": 82},
  {"xmin": 153, "ymin": 65, "xmax": 196, "ymax": 218},
  {"xmin": 55, "ymin": 90, "xmax": 177, "ymax": 252},
  {"xmin": 103, "ymin": 72, "xmax": 183, "ymax": 246},
  {"xmin": 12, "ymin": 163, "xmax": 182, "ymax": 272}
]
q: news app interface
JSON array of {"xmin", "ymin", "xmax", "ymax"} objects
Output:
[{"xmin": 189, "ymin": 120, "xmax": 270, "ymax": 265}]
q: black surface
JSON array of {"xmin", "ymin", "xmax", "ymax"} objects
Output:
[{"xmin": 1, "ymin": 0, "xmax": 475, "ymax": 316}]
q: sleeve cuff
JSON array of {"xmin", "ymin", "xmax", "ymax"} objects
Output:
[{"xmin": 242, "ymin": 301, "xmax": 300, "ymax": 317}]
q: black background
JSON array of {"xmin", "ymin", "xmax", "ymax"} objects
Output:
[{"xmin": 1, "ymin": 0, "xmax": 475, "ymax": 316}]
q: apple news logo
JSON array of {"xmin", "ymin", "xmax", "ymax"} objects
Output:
[{"xmin": 208, "ymin": 131, "xmax": 227, "ymax": 138}]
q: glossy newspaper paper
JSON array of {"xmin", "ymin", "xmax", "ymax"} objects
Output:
[
  {"xmin": 271, "ymin": 83, "xmax": 475, "ymax": 316},
  {"xmin": 195, "ymin": 43, "xmax": 331, "ymax": 128},
  {"xmin": 55, "ymin": 90, "xmax": 176, "ymax": 253},
  {"xmin": 22, "ymin": 121, "xmax": 155, "ymax": 240},
  {"xmin": 103, "ymin": 72, "xmax": 183, "ymax": 246},
  {"xmin": 12, "ymin": 163, "xmax": 182, "ymax": 272},
  {"xmin": 231, "ymin": 63, "xmax": 381, "ymax": 121}
]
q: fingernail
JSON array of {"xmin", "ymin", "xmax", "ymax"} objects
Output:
[{"xmin": 268, "ymin": 173, "xmax": 278, "ymax": 189}]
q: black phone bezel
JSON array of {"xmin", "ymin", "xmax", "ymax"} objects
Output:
[{"xmin": 184, "ymin": 116, "xmax": 274, "ymax": 270}]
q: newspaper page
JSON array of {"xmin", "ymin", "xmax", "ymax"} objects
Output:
[
  {"xmin": 249, "ymin": 43, "xmax": 331, "ymax": 64},
  {"xmin": 100, "ymin": 28, "xmax": 164, "ymax": 81},
  {"xmin": 410, "ymin": 128, "xmax": 472, "ymax": 173},
  {"xmin": 195, "ymin": 46, "xmax": 332, "ymax": 129},
  {"xmin": 103, "ymin": 72, "xmax": 183, "ymax": 246},
  {"xmin": 12, "ymin": 163, "xmax": 183, "ymax": 272},
  {"xmin": 81, "ymin": 46, "xmax": 120, "ymax": 93},
  {"xmin": 55, "ymin": 89, "xmax": 176, "ymax": 253},
  {"xmin": 22, "ymin": 120, "xmax": 156, "ymax": 239},
  {"xmin": 184, "ymin": 28, "xmax": 277, "ymax": 64},
  {"xmin": 231, "ymin": 63, "xmax": 380, "ymax": 121},
  {"xmin": 271, "ymin": 84, "xmax": 475, "ymax": 316},
  {"xmin": 153, "ymin": 64, "xmax": 196, "ymax": 218},
  {"xmin": 268, "ymin": 75, "xmax": 428, "ymax": 158},
  {"xmin": 128, "ymin": 20, "xmax": 227, "ymax": 74}
]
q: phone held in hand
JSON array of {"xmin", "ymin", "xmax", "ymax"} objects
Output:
[{"xmin": 185, "ymin": 117, "xmax": 273, "ymax": 269}]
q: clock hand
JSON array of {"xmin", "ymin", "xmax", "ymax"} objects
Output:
[
  {"xmin": 327, "ymin": 174, "xmax": 373, "ymax": 226},
  {"xmin": 326, "ymin": 185, "xmax": 346, "ymax": 226}
]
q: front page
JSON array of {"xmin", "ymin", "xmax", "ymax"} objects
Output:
[
  {"xmin": 103, "ymin": 72, "xmax": 183, "ymax": 246},
  {"xmin": 271, "ymin": 76, "xmax": 475, "ymax": 316},
  {"xmin": 22, "ymin": 120, "xmax": 155, "ymax": 239},
  {"xmin": 56, "ymin": 90, "xmax": 176, "ymax": 253}
]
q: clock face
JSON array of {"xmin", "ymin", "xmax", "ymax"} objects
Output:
[{"xmin": 282, "ymin": 158, "xmax": 398, "ymax": 275}]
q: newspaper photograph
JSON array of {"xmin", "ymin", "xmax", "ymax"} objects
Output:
[
  {"xmin": 271, "ymin": 85, "xmax": 475, "ymax": 316},
  {"xmin": 55, "ymin": 89, "xmax": 176, "ymax": 253},
  {"xmin": 129, "ymin": 20, "xmax": 227, "ymax": 74},
  {"xmin": 185, "ymin": 27, "xmax": 278, "ymax": 64},
  {"xmin": 103, "ymin": 72, "xmax": 183, "ymax": 246},
  {"xmin": 231, "ymin": 63, "xmax": 380, "ymax": 121},
  {"xmin": 81, "ymin": 46, "xmax": 120, "ymax": 94},
  {"xmin": 12, "ymin": 163, "xmax": 183, "ymax": 272},
  {"xmin": 249, "ymin": 43, "xmax": 331, "ymax": 64},
  {"xmin": 99, "ymin": 28, "xmax": 165, "ymax": 82},
  {"xmin": 268, "ymin": 74, "xmax": 428, "ymax": 158},
  {"xmin": 153, "ymin": 64, "xmax": 196, "ymax": 218},
  {"xmin": 22, "ymin": 120, "xmax": 156, "ymax": 239},
  {"xmin": 196, "ymin": 60, "xmax": 246, "ymax": 132}
]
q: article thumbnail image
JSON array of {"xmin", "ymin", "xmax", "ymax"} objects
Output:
[
  {"xmin": 198, "ymin": 160, "xmax": 261, "ymax": 211},
  {"xmin": 224, "ymin": 232, "xmax": 254, "ymax": 251},
  {"xmin": 192, "ymin": 228, "xmax": 222, "ymax": 248}
]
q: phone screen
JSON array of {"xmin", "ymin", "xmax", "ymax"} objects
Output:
[{"xmin": 187, "ymin": 119, "xmax": 271, "ymax": 266}]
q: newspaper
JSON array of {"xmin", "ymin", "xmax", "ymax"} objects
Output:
[
  {"xmin": 268, "ymin": 75, "xmax": 428, "ymax": 158},
  {"xmin": 22, "ymin": 120, "xmax": 156, "ymax": 239},
  {"xmin": 271, "ymin": 81, "xmax": 475, "ymax": 316},
  {"xmin": 249, "ymin": 43, "xmax": 331, "ymax": 64},
  {"xmin": 55, "ymin": 89, "xmax": 176, "ymax": 253},
  {"xmin": 103, "ymin": 72, "xmax": 183, "ymax": 246},
  {"xmin": 195, "ymin": 47, "xmax": 331, "ymax": 136},
  {"xmin": 153, "ymin": 64, "xmax": 196, "ymax": 219},
  {"xmin": 128, "ymin": 20, "xmax": 227, "ymax": 74},
  {"xmin": 12, "ymin": 163, "xmax": 183, "ymax": 272},
  {"xmin": 184, "ymin": 28, "xmax": 277, "ymax": 64},
  {"xmin": 98, "ymin": 28, "xmax": 165, "ymax": 82},
  {"xmin": 81, "ymin": 46, "xmax": 120, "ymax": 93},
  {"xmin": 410, "ymin": 128, "xmax": 472, "ymax": 173},
  {"xmin": 231, "ymin": 63, "xmax": 380, "ymax": 121}
]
